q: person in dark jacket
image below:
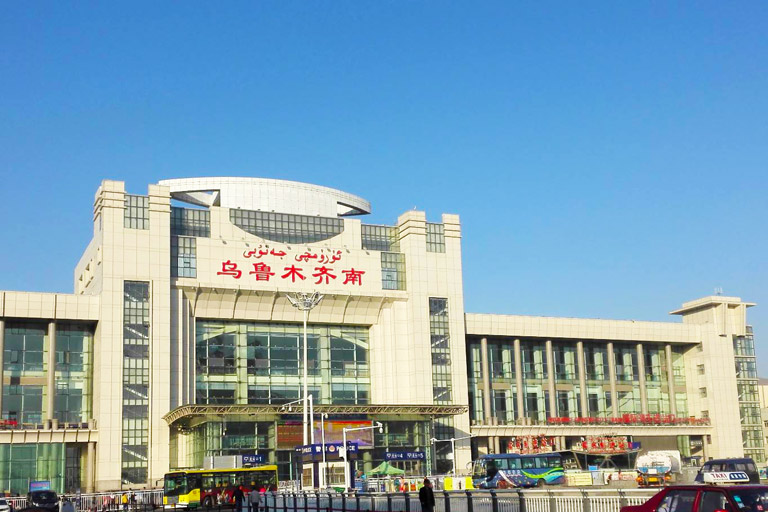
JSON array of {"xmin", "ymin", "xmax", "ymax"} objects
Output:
[
  {"xmin": 419, "ymin": 479, "xmax": 435, "ymax": 512},
  {"xmin": 233, "ymin": 486, "xmax": 245, "ymax": 512}
]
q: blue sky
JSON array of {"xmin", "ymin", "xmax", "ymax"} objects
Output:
[{"xmin": 1, "ymin": 2, "xmax": 767, "ymax": 371}]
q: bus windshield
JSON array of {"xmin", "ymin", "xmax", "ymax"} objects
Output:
[{"xmin": 164, "ymin": 474, "xmax": 187, "ymax": 497}]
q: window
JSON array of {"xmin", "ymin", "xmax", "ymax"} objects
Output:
[
  {"xmin": 698, "ymin": 492, "xmax": 730, "ymax": 512},
  {"xmin": 697, "ymin": 364, "xmax": 705, "ymax": 375},
  {"xmin": 429, "ymin": 298, "xmax": 452, "ymax": 403},
  {"xmin": 426, "ymin": 223, "xmax": 445, "ymax": 253},
  {"xmin": 122, "ymin": 281, "xmax": 150, "ymax": 485},
  {"xmin": 655, "ymin": 490, "xmax": 697, "ymax": 512},
  {"xmin": 171, "ymin": 236, "xmax": 197, "ymax": 278},
  {"xmin": 230, "ymin": 210, "xmax": 343, "ymax": 243},
  {"xmin": 171, "ymin": 207, "xmax": 210, "ymax": 237},
  {"xmin": 699, "ymin": 387, "xmax": 708, "ymax": 398},
  {"xmin": 381, "ymin": 252, "xmax": 406, "ymax": 290},
  {"xmin": 362, "ymin": 225, "xmax": 399, "ymax": 251},
  {"xmin": 124, "ymin": 195, "xmax": 149, "ymax": 229}
]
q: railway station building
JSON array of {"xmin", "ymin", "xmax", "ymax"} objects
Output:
[{"xmin": 0, "ymin": 177, "xmax": 761, "ymax": 493}]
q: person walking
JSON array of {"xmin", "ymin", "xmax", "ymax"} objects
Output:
[
  {"xmin": 121, "ymin": 493, "xmax": 129, "ymax": 512},
  {"xmin": 418, "ymin": 478, "xmax": 435, "ymax": 512},
  {"xmin": 248, "ymin": 483, "xmax": 259, "ymax": 512},
  {"xmin": 233, "ymin": 486, "xmax": 245, "ymax": 512}
]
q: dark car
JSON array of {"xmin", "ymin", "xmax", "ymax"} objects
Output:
[
  {"xmin": 620, "ymin": 484, "xmax": 768, "ymax": 512},
  {"xmin": 26, "ymin": 491, "xmax": 58, "ymax": 511},
  {"xmin": 695, "ymin": 458, "xmax": 760, "ymax": 485}
]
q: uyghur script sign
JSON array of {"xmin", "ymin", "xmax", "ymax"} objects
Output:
[{"xmin": 215, "ymin": 245, "xmax": 366, "ymax": 286}]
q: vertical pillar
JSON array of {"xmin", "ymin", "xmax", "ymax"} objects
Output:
[
  {"xmin": 514, "ymin": 339, "xmax": 524, "ymax": 423},
  {"xmin": 666, "ymin": 344, "xmax": 677, "ymax": 415},
  {"xmin": 86, "ymin": 441, "xmax": 96, "ymax": 493},
  {"xmin": 607, "ymin": 342, "xmax": 619, "ymax": 417},
  {"xmin": 577, "ymin": 341, "xmax": 588, "ymax": 417},
  {"xmin": 46, "ymin": 321, "xmax": 57, "ymax": 422},
  {"xmin": 0, "ymin": 319, "xmax": 5, "ymax": 416},
  {"xmin": 545, "ymin": 340, "xmax": 556, "ymax": 416},
  {"xmin": 637, "ymin": 343, "xmax": 648, "ymax": 414},
  {"xmin": 480, "ymin": 338, "xmax": 492, "ymax": 424}
]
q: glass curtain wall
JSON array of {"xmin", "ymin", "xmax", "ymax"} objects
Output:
[
  {"xmin": 584, "ymin": 344, "xmax": 611, "ymax": 417},
  {"xmin": 3, "ymin": 323, "xmax": 46, "ymax": 425},
  {"xmin": 466, "ymin": 342, "xmax": 484, "ymax": 424},
  {"xmin": 0, "ymin": 443, "xmax": 66, "ymax": 494},
  {"xmin": 520, "ymin": 341, "xmax": 548, "ymax": 423},
  {"xmin": 55, "ymin": 324, "xmax": 93, "ymax": 424},
  {"xmin": 644, "ymin": 345, "xmax": 670, "ymax": 414},
  {"xmin": 489, "ymin": 343, "xmax": 515, "ymax": 424},
  {"xmin": 196, "ymin": 321, "xmax": 370, "ymax": 405},
  {"xmin": 614, "ymin": 344, "xmax": 641, "ymax": 414},
  {"xmin": 553, "ymin": 342, "xmax": 579, "ymax": 418}
]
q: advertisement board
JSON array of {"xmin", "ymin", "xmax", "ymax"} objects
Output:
[{"xmin": 277, "ymin": 420, "xmax": 373, "ymax": 450}]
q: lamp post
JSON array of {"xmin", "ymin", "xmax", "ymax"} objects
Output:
[
  {"xmin": 287, "ymin": 292, "xmax": 324, "ymax": 445},
  {"xmin": 320, "ymin": 412, "xmax": 329, "ymax": 489},
  {"xmin": 431, "ymin": 434, "xmax": 475, "ymax": 477},
  {"xmin": 342, "ymin": 422, "xmax": 383, "ymax": 491}
]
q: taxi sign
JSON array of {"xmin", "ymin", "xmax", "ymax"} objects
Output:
[{"xmin": 702, "ymin": 471, "xmax": 750, "ymax": 484}]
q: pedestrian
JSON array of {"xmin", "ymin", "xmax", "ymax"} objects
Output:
[
  {"xmin": 130, "ymin": 493, "xmax": 136, "ymax": 511},
  {"xmin": 121, "ymin": 493, "xmax": 129, "ymax": 512},
  {"xmin": 248, "ymin": 487, "xmax": 259, "ymax": 512},
  {"xmin": 418, "ymin": 478, "xmax": 435, "ymax": 512},
  {"xmin": 62, "ymin": 498, "xmax": 77, "ymax": 512},
  {"xmin": 233, "ymin": 486, "xmax": 245, "ymax": 512}
]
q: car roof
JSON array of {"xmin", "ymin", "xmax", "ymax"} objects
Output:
[
  {"xmin": 664, "ymin": 485, "xmax": 768, "ymax": 492},
  {"xmin": 703, "ymin": 458, "xmax": 756, "ymax": 464}
]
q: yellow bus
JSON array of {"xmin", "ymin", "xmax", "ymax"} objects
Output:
[{"xmin": 163, "ymin": 466, "xmax": 278, "ymax": 509}]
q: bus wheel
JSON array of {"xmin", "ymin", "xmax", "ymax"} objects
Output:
[{"xmin": 203, "ymin": 497, "xmax": 214, "ymax": 509}]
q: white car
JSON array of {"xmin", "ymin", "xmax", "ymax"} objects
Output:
[{"xmin": 0, "ymin": 498, "xmax": 12, "ymax": 512}]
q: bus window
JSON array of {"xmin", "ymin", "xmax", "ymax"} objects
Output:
[
  {"xmin": 508, "ymin": 458, "xmax": 521, "ymax": 470},
  {"xmin": 165, "ymin": 474, "xmax": 187, "ymax": 497},
  {"xmin": 189, "ymin": 474, "xmax": 202, "ymax": 490},
  {"xmin": 522, "ymin": 457, "xmax": 535, "ymax": 469}
]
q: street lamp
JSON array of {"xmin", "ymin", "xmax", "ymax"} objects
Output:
[
  {"xmin": 320, "ymin": 412, "xmax": 329, "ymax": 489},
  {"xmin": 342, "ymin": 422, "xmax": 383, "ymax": 491},
  {"xmin": 431, "ymin": 434, "xmax": 475, "ymax": 476},
  {"xmin": 279, "ymin": 395, "xmax": 315, "ymax": 444},
  {"xmin": 287, "ymin": 292, "xmax": 324, "ymax": 445}
]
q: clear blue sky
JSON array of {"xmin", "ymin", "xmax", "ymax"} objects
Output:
[{"xmin": 1, "ymin": 3, "xmax": 767, "ymax": 371}]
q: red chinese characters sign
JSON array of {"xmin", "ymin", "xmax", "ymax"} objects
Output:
[{"xmin": 215, "ymin": 246, "xmax": 366, "ymax": 287}]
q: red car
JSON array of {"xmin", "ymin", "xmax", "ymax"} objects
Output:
[{"xmin": 621, "ymin": 485, "xmax": 768, "ymax": 512}]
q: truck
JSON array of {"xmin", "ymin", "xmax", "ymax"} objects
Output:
[{"xmin": 634, "ymin": 450, "xmax": 681, "ymax": 487}]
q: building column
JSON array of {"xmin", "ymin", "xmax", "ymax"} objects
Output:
[
  {"xmin": 86, "ymin": 441, "xmax": 96, "ymax": 493},
  {"xmin": 636, "ymin": 343, "xmax": 648, "ymax": 414},
  {"xmin": 0, "ymin": 319, "xmax": 5, "ymax": 416},
  {"xmin": 514, "ymin": 339, "xmax": 524, "ymax": 423},
  {"xmin": 480, "ymin": 337, "xmax": 492, "ymax": 424},
  {"xmin": 666, "ymin": 344, "xmax": 677, "ymax": 415},
  {"xmin": 46, "ymin": 321, "xmax": 57, "ymax": 423},
  {"xmin": 545, "ymin": 340, "xmax": 556, "ymax": 416},
  {"xmin": 607, "ymin": 342, "xmax": 619, "ymax": 417},
  {"xmin": 577, "ymin": 341, "xmax": 588, "ymax": 417}
]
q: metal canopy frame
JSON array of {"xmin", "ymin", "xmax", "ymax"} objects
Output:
[{"xmin": 163, "ymin": 404, "xmax": 468, "ymax": 426}]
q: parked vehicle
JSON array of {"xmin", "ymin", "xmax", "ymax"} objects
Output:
[
  {"xmin": 25, "ymin": 491, "xmax": 58, "ymax": 511},
  {"xmin": 0, "ymin": 498, "xmax": 11, "ymax": 512},
  {"xmin": 695, "ymin": 458, "xmax": 760, "ymax": 484}
]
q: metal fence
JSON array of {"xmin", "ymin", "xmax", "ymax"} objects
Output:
[
  {"xmin": 6, "ymin": 489, "xmax": 164, "ymax": 512},
  {"xmin": 262, "ymin": 489, "xmax": 657, "ymax": 512}
]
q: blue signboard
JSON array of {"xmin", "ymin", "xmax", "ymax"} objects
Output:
[
  {"xmin": 242, "ymin": 454, "xmax": 265, "ymax": 465},
  {"xmin": 297, "ymin": 443, "xmax": 359, "ymax": 456},
  {"xmin": 30, "ymin": 481, "xmax": 51, "ymax": 491},
  {"xmin": 385, "ymin": 452, "xmax": 426, "ymax": 461}
]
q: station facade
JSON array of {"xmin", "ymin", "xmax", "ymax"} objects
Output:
[{"xmin": 0, "ymin": 177, "xmax": 761, "ymax": 493}]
